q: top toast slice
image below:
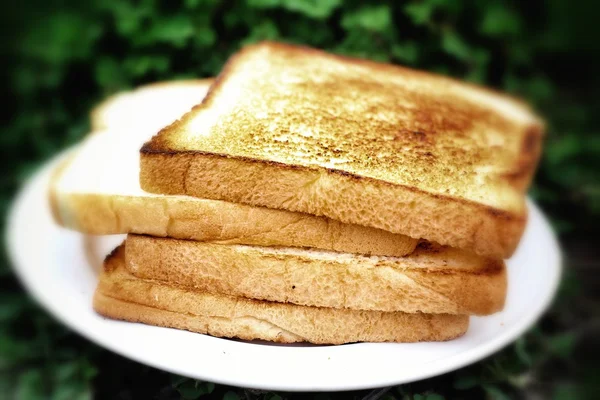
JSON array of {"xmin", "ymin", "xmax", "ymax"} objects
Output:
[{"xmin": 140, "ymin": 42, "xmax": 545, "ymax": 258}]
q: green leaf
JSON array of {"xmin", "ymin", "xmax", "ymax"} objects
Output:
[
  {"xmin": 16, "ymin": 369, "xmax": 46, "ymax": 400},
  {"xmin": 280, "ymin": 0, "xmax": 342, "ymax": 19},
  {"xmin": 553, "ymin": 383, "xmax": 584, "ymax": 400},
  {"xmin": 441, "ymin": 30, "xmax": 471, "ymax": 61},
  {"xmin": 100, "ymin": 0, "xmax": 155, "ymax": 37},
  {"xmin": 341, "ymin": 5, "xmax": 392, "ymax": 33},
  {"xmin": 123, "ymin": 55, "xmax": 170, "ymax": 77},
  {"xmin": 223, "ymin": 391, "xmax": 241, "ymax": 400},
  {"xmin": 52, "ymin": 383, "xmax": 92, "ymax": 400},
  {"xmin": 185, "ymin": 0, "xmax": 220, "ymax": 8},
  {"xmin": 145, "ymin": 14, "xmax": 195, "ymax": 47},
  {"xmin": 425, "ymin": 394, "xmax": 445, "ymax": 400},
  {"xmin": 248, "ymin": 0, "xmax": 281, "ymax": 7},
  {"xmin": 404, "ymin": 2, "xmax": 434, "ymax": 26},
  {"xmin": 242, "ymin": 20, "xmax": 280, "ymax": 45},
  {"xmin": 176, "ymin": 380, "xmax": 215, "ymax": 399},
  {"xmin": 94, "ymin": 57, "xmax": 129, "ymax": 91},
  {"xmin": 514, "ymin": 337, "xmax": 533, "ymax": 366},
  {"xmin": 482, "ymin": 384, "xmax": 511, "ymax": 400},
  {"xmin": 335, "ymin": 30, "xmax": 390, "ymax": 62},
  {"xmin": 480, "ymin": 6, "xmax": 522, "ymax": 38},
  {"xmin": 193, "ymin": 24, "xmax": 217, "ymax": 48},
  {"xmin": 21, "ymin": 12, "xmax": 102, "ymax": 64},
  {"xmin": 391, "ymin": 42, "xmax": 419, "ymax": 64},
  {"xmin": 264, "ymin": 394, "xmax": 283, "ymax": 400},
  {"xmin": 547, "ymin": 333, "xmax": 576, "ymax": 358},
  {"xmin": 454, "ymin": 375, "xmax": 479, "ymax": 390}
]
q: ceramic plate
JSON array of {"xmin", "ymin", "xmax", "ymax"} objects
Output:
[{"xmin": 7, "ymin": 152, "xmax": 561, "ymax": 391}]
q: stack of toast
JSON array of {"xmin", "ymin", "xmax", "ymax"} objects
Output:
[{"xmin": 50, "ymin": 42, "xmax": 544, "ymax": 344}]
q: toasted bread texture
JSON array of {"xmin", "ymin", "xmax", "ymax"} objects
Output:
[
  {"xmin": 95, "ymin": 245, "xmax": 469, "ymax": 344},
  {"xmin": 125, "ymin": 235, "xmax": 506, "ymax": 315},
  {"xmin": 140, "ymin": 42, "xmax": 544, "ymax": 259},
  {"xmin": 50, "ymin": 81, "xmax": 416, "ymax": 256},
  {"xmin": 91, "ymin": 79, "xmax": 214, "ymax": 132}
]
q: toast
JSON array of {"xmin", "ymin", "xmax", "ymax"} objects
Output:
[
  {"xmin": 91, "ymin": 79, "xmax": 214, "ymax": 132},
  {"xmin": 140, "ymin": 42, "xmax": 544, "ymax": 259},
  {"xmin": 95, "ymin": 245, "xmax": 469, "ymax": 344},
  {"xmin": 50, "ymin": 81, "xmax": 416, "ymax": 257},
  {"xmin": 125, "ymin": 235, "xmax": 506, "ymax": 315}
]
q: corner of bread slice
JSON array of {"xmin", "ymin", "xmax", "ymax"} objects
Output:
[{"xmin": 90, "ymin": 78, "xmax": 215, "ymax": 133}]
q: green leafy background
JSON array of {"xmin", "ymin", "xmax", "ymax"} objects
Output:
[{"xmin": 1, "ymin": 0, "xmax": 599, "ymax": 399}]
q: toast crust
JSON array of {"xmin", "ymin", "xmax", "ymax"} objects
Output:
[
  {"xmin": 140, "ymin": 42, "xmax": 544, "ymax": 258},
  {"xmin": 52, "ymin": 190, "xmax": 417, "ymax": 257},
  {"xmin": 95, "ymin": 245, "xmax": 469, "ymax": 344},
  {"xmin": 140, "ymin": 151, "xmax": 525, "ymax": 258},
  {"xmin": 125, "ymin": 235, "xmax": 506, "ymax": 315}
]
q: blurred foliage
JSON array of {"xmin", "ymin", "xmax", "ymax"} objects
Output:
[{"xmin": 1, "ymin": 0, "xmax": 599, "ymax": 399}]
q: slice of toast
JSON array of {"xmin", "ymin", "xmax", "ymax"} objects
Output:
[
  {"xmin": 50, "ymin": 82, "xmax": 417, "ymax": 257},
  {"xmin": 125, "ymin": 235, "xmax": 506, "ymax": 315},
  {"xmin": 140, "ymin": 42, "xmax": 544, "ymax": 259},
  {"xmin": 95, "ymin": 245, "xmax": 469, "ymax": 344},
  {"xmin": 91, "ymin": 79, "xmax": 214, "ymax": 132}
]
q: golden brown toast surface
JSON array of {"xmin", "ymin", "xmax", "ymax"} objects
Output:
[
  {"xmin": 95, "ymin": 245, "xmax": 469, "ymax": 344},
  {"xmin": 125, "ymin": 235, "xmax": 506, "ymax": 315},
  {"xmin": 140, "ymin": 42, "xmax": 544, "ymax": 258},
  {"xmin": 143, "ymin": 42, "xmax": 543, "ymax": 207}
]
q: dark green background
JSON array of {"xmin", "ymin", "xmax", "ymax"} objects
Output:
[{"xmin": 1, "ymin": 0, "xmax": 599, "ymax": 399}]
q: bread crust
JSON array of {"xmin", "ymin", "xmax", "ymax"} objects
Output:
[
  {"xmin": 95, "ymin": 245, "xmax": 469, "ymax": 344},
  {"xmin": 125, "ymin": 235, "xmax": 506, "ymax": 315},
  {"xmin": 140, "ymin": 152, "xmax": 525, "ymax": 259}
]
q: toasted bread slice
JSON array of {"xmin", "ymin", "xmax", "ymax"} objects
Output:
[
  {"xmin": 125, "ymin": 235, "xmax": 506, "ymax": 315},
  {"xmin": 140, "ymin": 42, "xmax": 544, "ymax": 259},
  {"xmin": 95, "ymin": 245, "xmax": 469, "ymax": 344},
  {"xmin": 91, "ymin": 79, "xmax": 214, "ymax": 132},
  {"xmin": 50, "ymin": 85, "xmax": 417, "ymax": 257}
]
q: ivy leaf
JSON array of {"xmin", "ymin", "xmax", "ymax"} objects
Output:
[{"xmin": 341, "ymin": 5, "xmax": 392, "ymax": 33}]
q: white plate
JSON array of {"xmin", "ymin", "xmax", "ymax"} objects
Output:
[{"xmin": 7, "ymin": 152, "xmax": 562, "ymax": 392}]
